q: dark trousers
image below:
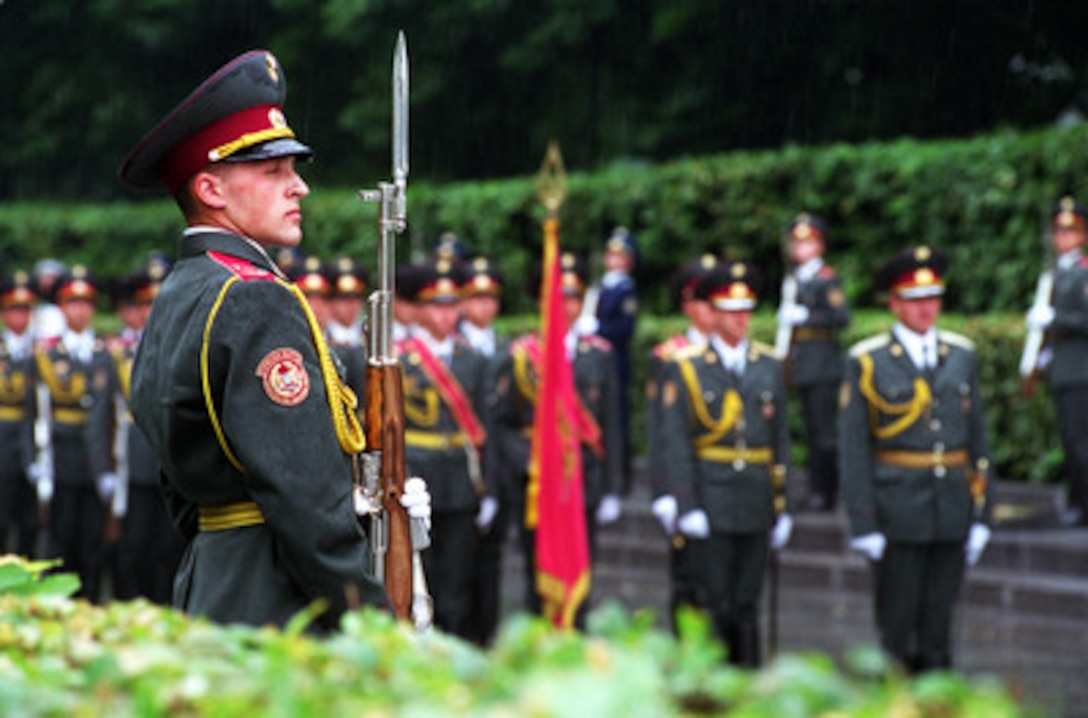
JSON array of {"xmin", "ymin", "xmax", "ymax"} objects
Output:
[
  {"xmin": 798, "ymin": 382, "xmax": 840, "ymax": 509},
  {"xmin": 669, "ymin": 535, "xmax": 710, "ymax": 633},
  {"xmin": 469, "ymin": 497, "xmax": 508, "ymax": 646},
  {"xmin": 422, "ymin": 508, "xmax": 477, "ymax": 640},
  {"xmin": 700, "ymin": 531, "xmax": 770, "ymax": 668},
  {"xmin": 875, "ymin": 541, "xmax": 965, "ymax": 673},
  {"xmin": 112, "ymin": 485, "xmax": 183, "ymax": 604},
  {"xmin": 1054, "ymin": 386, "xmax": 1088, "ymax": 517},
  {"xmin": 0, "ymin": 464, "xmax": 39, "ymax": 557},
  {"xmin": 50, "ymin": 485, "xmax": 106, "ymax": 602}
]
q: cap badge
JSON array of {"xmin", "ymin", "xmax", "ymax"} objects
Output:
[{"xmin": 264, "ymin": 52, "xmax": 279, "ymax": 83}]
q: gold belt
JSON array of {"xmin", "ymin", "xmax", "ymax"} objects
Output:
[
  {"xmin": 0, "ymin": 406, "xmax": 25, "ymax": 421},
  {"xmin": 405, "ymin": 429, "xmax": 468, "ymax": 450},
  {"xmin": 695, "ymin": 446, "xmax": 773, "ymax": 465},
  {"xmin": 793, "ymin": 328, "xmax": 838, "ymax": 341},
  {"xmin": 876, "ymin": 448, "xmax": 969, "ymax": 470},
  {"xmin": 199, "ymin": 501, "xmax": 265, "ymax": 532},
  {"xmin": 53, "ymin": 408, "xmax": 88, "ymax": 425}
]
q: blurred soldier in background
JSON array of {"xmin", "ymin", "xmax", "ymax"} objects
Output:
[
  {"xmin": 0, "ymin": 272, "xmax": 40, "ymax": 557},
  {"xmin": 775, "ymin": 213, "xmax": 850, "ymax": 511},
  {"xmin": 494, "ymin": 252, "xmax": 624, "ymax": 625},
  {"xmin": 657, "ymin": 261, "xmax": 792, "ymax": 667},
  {"xmin": 647, "ymin": 253, "xmax": 720, "ymax": 631},
  {"xmin": 840, "ymin": 245, "xmax": 994, "ymax": 673},
  {"xmin": 458, "ymin": 254, "xmax": 507, "ymax": 645},
  {"xmin": 93, "ymin": 260, "xmax": 182, "ymax": 603},
  {"xmin": 1024, "ymin": 196, "xmax": 1088, "ymax": 527},
  {"xmin": 30, "ymin": 258, "xmax": 67, "ymax": 344},
  {"xmin": 33, "ymin": 266, "xmax": 117, "ymax": 602},
  {"xmin": 399, "ymin": 258, "xmax": 494, "ymax": 640},
  {"xmin": 288, "ymin": 256, "xmax": 335, "ymax": 330},
  {"xmin": 593, "ymin": 227, "xmax": 639, "ymax": 492},
  {"xmin": 327, "ymin": 255, "xmax": 370, "ymax": 411}
]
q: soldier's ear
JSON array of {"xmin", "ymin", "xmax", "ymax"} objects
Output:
[{"xmin": 190, "ymin": 168, "xmax": 228, "ymax": 210}]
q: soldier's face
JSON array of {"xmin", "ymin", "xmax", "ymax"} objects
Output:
[
  {"xmin": 209, "ymin": 156, "xmax": 310, "ymax": 249},
  {"xmin": 1052, "ymin": 227, "xmax": 1086, "ymax": 255},
  {"xmin": 890, "ymin": 295, "xmax": 941, "ymax": 334},
  {"xmin": 419, "ymin": 302, "xmax": 461, "ymax": 341},
  {"xmin": 59, "ymin": 298, "xmax": 95, "ymax": 333},
  {"xmin": 714, "ymin": 309, "xmax": 750, "ymax": 346},
  {"xmin": 1, "ymin": 306, "xmax": 31, "ymax": 335},
  {"xmin": 789, "ymin": 238, "xmax": 823, "ymax": 265},
  {"xmin": 682, "ymin": 299, "xmax": 715, "ymax": 335},
  {"xmin": 329, "ymin": 296, "xmax": 362, "ymax": 326},
  {"xmin": 461, "ymin": 295, "xmax": 500, "ymax": 328}
]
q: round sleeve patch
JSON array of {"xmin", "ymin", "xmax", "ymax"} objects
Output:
[{"xmin": 256, "ymin": 347, "xmax": 310, "ymax": 406}]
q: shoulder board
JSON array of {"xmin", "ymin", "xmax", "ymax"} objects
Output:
[
  {"xmin": 848, "ymin": 332, "xmax": 892, "ymax": 358},
  {"xmin": 207, "ymin": 250, "xmax": 276, "ymax": 282},
  {"xmin": 817, "ymin": 265, "xmax": 836, "ymax": 279},
  {"xmin": 671, "ymin": 343, "xmax": 707, "ymax": 362},
  {"xmin": 652, "ymin": 334, "xmax": 689, "ymax": 359},
  {"xmin": 1078, "ymin": 255, "xmax": 1088, "ymax": 268},
  {"xmin": 510, "ymin": 333, "xmax": 538, "ymax": 353},
  {"xmin": 937, "ymin": 329, "xmax": 976, "ymax": 351},
  {"xmin": 582, "ymin": 334, "xmax": 612, "ymax": 351},
  {"xmin": 748, "ymin": 341, "xmax": 778, "ymax": 360}
]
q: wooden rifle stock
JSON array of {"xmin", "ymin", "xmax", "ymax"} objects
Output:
[{"xmin": 365, "ymin": 361, "xmax": 413, "ymax": 620}]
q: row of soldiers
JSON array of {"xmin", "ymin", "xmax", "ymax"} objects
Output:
[{"xmin": 0, "ymin": 260, "xmax": 182, "ymax": 604}]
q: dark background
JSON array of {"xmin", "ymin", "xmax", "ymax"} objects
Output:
[{"xmin": 3, "ymin": 0, "xmax": 1087, "ymax": 199}]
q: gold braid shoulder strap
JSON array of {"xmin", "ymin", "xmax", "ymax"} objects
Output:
[
  {"xmin": 35, "ymin": 351, "xmax": 86, "ymax": 405},
  {"xmin": 856, "ymin": 352, "xmax": 931, "ymax": 440},
  {"xmin": 675, "ymin": 357, "xmax": 742, "ymax": 449}
]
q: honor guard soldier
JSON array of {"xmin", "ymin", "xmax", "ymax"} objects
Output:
[
  {"xmin": 494, "ymin": 252, "xmax": 624, "ymax": 624},
  {"xmin": 288, "ymin": 256, "xmax": 335, "ymax": 329},
  {"xmin": 776, "ymin": 213, "xmax": 851, "ymax": 511},
  {"xmin": 647, "ymin": 253, "xmax": 721, "ymax": 631},
  {"xmin": 1024, "ymin": 197, "xmax": 1088, "ymax": 526},
  {"xmin": 326, "ymin": 255, "xmax": 370, "ymax": 413},
  {"xmin": 0, "ymin": 272, "xmax": 40, "ymax": 556},
  {"xmin": 594, "ymin": 227, "xmax": 639, "ymax": 490},
  {"xmin": 840, "ymin": 246, "xmax": 994, "ymax": 673},
  {"xmin": 458, "ymin": 255, "xmax": 508, "ymax": 645},
  {"xmin": 91, "ymin": 263, "xmax": 182, "ymax": 603},
  {"xmin": 657, "ymin": 261, "xmax": 792, "ymax": 667},
  {"xmin": 118, "ymin": 49, "xmax": 428, "ymax": 630},
  {"xmin": 398, "ymin": 259, "xmax": 493, "ymax": 640},
  {"xmin": 33, "ymin": 266, "xmax": 118, "ymax": 602}
]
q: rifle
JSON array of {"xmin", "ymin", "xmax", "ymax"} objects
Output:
[
  {"xmin": 1019, "ymin": 265, "xmax": 1055, "ymax": 397},
  {"xmin": 773, "ymin": 274, "xmax": 798, "ymax": 361},
  {"xmin": 105, "ymin": 386, "xmax": 130, "ymax": 546},
  {"xmin": 358, "ymin": 32, "xmax": 432, "ymax": 630},
  {"xmin": 32, "ymin": 377, "xmax": 55, "ymax": 528}
]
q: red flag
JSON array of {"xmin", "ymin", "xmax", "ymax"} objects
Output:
[{"xmin": 526, "ymin": 216, "xmax": 590, "ymax": 628}]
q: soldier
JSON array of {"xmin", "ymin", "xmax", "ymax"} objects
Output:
[
  {"xmin": 657, "ymin": 261, "xmax": 792, "ymax": 667},
  {"xmin": 458, "ymin": 255, "xmax": 508, "ymax": 645},
  {"xmin": 399, "ymin": 259, "xmax": 493, "ymax": 640},
  {"xmin": 287, "ymin": 256, "xmax": 335, "ymax": 330},
  {"xmin": 0, "ymin": 272, "xmax": 40, "ymax": 557},
  {"xmin": 1024, "ymin": 197, "xmax": 1088, "ymax": 526},
  {"xmin": 393, "ymin": 262, "xmax": 422, "ymax": 342},
  {"xmin": 326, "ymin": 256, "xmax": 370, "ymax": 411},
  {"xmin": 118, "ymin": 49, "xmax": 428, "ymax": 630},
  {"xmin": 776, "ymin": 213, "xmax": 851, "ymax": 511},
  {"xmin": 92, "ymin": 263, "xmax": 182, "ymax": 603},
  {"xmin": 33, "ymin": 266, "xmax": 117, "ymax": 602},
  {"xmin": 594, "ymin": 227, "xmax": 639, "ymax": 491},
  {"xmin": 840, "ymin": 245, "xmax": 994, "ymax": 673},
  {"xmin": 647, "ymin": 253, "xmax": 721, "ymax": 631},
  {"xmin": 494, "ymin": 252, "xmax": 624, "ymax": 623}
]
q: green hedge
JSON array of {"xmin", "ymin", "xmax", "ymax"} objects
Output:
[{"xmin": 0, "ymin": 557, "xmax": 1023, "ymax": 717}]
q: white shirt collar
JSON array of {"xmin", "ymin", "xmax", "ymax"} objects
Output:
[
  {"xmin": 416, "ymin": 327, "xmax": 454, "ymax": 362},
  {"xmin": 3, "ymin": 330, "xmax": 31, "ymax": 360},
  {"xmin": 893, "ymin": 323, "xmax": 937, "ymax": 370},
  {"xmin": 795, "ymin": 257, "xmax": 825, "ymax": 282},
  {"xmin": 601, "ymin": 269, "xmax": 629, "ymax": 288},
  {"xmin": 685, "ymin": 326, "xmax": 709, "ymax": 347},
  {"xmin": 1058, "ymin": 248, "xmax": 1083, "ymax": 271},
  {"xmin": 710, "ymin": 333, "xmax": 748, "ymax": 374},
  {"xmin": 63, "ymin": 328, "xmax": 96, "ymax": 363},
  {"xmin": 460, "ymin": 321, "xmax": 495, "ymax": 356}
]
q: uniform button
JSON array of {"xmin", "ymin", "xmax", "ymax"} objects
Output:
[
  {"xmin": 934, "ymin": 465, "xmax": 947, "ymax": 478},
  {"xmin": 930, "ymin": 419, "xmax": 942, "ymax": 431},
  {"xmin": 733, "ymin": 459, "xmax": 746, "ymax": 471},
  {"xmin": 933, "ymin": 441, "xmax": 945, "ymax": 453}
]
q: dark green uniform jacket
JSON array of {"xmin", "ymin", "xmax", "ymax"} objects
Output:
[
  {"xmin": 839, "ymin": 330, "xmax": 995, "ymax": 541},
  {"xmin": 789, "ymin": 264, "xmax": 850, "ymax": 387},
  {"xmin": 658, "ymin": 341, "xmax": 789, "ymax": 533},
  {"xmin": 131, "ymin": 230, "xmax": 386, "ymax": 630}
]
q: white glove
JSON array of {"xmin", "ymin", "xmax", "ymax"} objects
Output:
[
  {"xmin": 1025, "ymin": 304, "xmax": 1055, "ymax": 331},
  {"xmin": 770, "ymin": 513, "xmax": 793, "ymax": 551},
  {"xmin": 400, "ymin": 476, "xmax": 432, "ymax": 530},
  {"xmin": 965, "ymin": 523, "xmax": 992, "ymax": 566},
  {"xmin": 35, "ymin": 474, "xmax": 54, "ymax": 504},
  {"xmin": 26, "ymin": 462, "xmax": 44, "ymax": 485},
  {"xmin": 777, "ymin": 304, "xmax": 810, "ymax": 326},
  {"xmin": 595, "ymin": 494, "xmax": 622, "ymax": 525},
  {"xmin": 849, "ymin": 532, "xmax": 887, "ymax": 561},
  {"xmin": 677, "ymin": 509, "xmax": 711, "ymax": 539},
  {"xmin": 476, "ymin": 495, "xmax": 499, "ymax": 532},
  {"xmin": 111, "ymin": 476, "xmax": 129, "ymax": 518},
  {"xmin": 95, "ymin": 473, "xmax": 118, "ymax": 503},
  {"xmin": 574, "ymin": 314, "xmax": 600, "ymax": 337},
  {"xmin": 651, "ymin": 495, "xmax": 679, "ymax": 535}
]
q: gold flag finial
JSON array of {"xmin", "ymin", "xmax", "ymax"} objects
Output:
[{"xmin": 536, "ymin": 141, "xmax": 568, "ymax": 216}]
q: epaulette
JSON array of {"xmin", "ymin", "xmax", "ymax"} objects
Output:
[
  {"xmin": 1079, "ymin": 255, "xmax": 1088, "ymax": 268},
  {"xmin": 748, "ymin": 341, "xmax": 778, "ymax": 361},
  {"xmin": 937, "ymin": 329, "xmax": 976, "ymax": 351},
  {"xmin": 848, "ymin": 332, "xmax": 892, "ymax": 358},
  {"xmin": 581, "ymin": 334, "xmax": 612, "ymax": 351},
  {"xmin": 671, "ymin": 343, "xmax": 707, "ymax": 362},
  {"xmin": 510, "ymin": 333, "xmax": 538, "ymax": 353},
  {"xmin": 652, "ymin": 334, "xmax": 691, "ymax": 360},
  {"xmin": 207, "ymin": 250, "xmax": 276, "ymax": 282},
  {"xmin": 817, "ymin": 265, "xmax": 837, "ymax": 279}
]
